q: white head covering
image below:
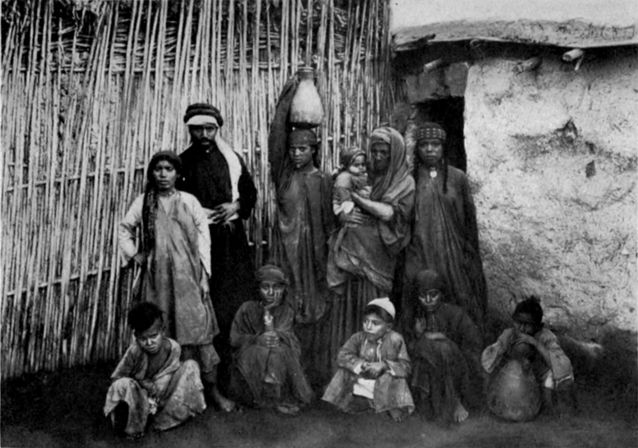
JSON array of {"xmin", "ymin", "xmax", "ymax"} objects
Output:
[
  {"xmin": 367, "ymin": 297, "xmax": 396, "ymax": 319},
  {"xmin": 185, "ymin": 114, "xmax": 219, "ymax": 127}
]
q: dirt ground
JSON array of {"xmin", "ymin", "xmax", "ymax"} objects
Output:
[{"xmin": 1, "ymin": 363, "xmax": 636, "ymax": 448}]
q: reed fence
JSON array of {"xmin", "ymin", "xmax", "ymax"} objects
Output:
[{"xmin": 1, "ymin": 0, "xmax": 402, "ymax": 379}]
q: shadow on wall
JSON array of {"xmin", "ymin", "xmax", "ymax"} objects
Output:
[{"xmin": 577, "ymin": 328, "xmax": 638, "ymax": 416}]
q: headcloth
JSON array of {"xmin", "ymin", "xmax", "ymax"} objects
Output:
[
  {"xmin": 184, "ymin": 103, "xmax": 224, "ymax": 127},
  {"xmin": 366, "ymin": 297, "xmax": 396, "ymax": 319},
  {"xmin": 339, "ymin": 146, "xmax": 366, "ymax": 169},
  {"xmin": 415, "ymin": 122, "xmax": 446, "ymax": 143},
  {"xmin": 256, "ymin": 264, "xmax": 289, "ymax": 285},
  {"xmin": 288, "ymin": 128, "xmax": 318, "ymax": 147},
  {"xmin": 416, "ymin": 269, "xmax": 448, "ymax": 296},
  {"xmin": 369, "ymin": 127, "xmax": 392, "ymax": 145}
]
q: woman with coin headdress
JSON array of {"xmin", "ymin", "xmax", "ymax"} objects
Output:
[{"xmin": 402, "ymin": 122, "xmax": 487, "ymax": 333}]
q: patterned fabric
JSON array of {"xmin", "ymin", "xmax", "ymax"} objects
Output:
[
  {"xmin": 104, "ymin": 339, "xmax": 206, "ymax": 434},
  {"xmin": 415, "ymin": 122, "xmax": 446, "ymax": 142}
]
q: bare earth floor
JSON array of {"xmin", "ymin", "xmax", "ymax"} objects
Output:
[{"xmin": 1, "ymin": 364, "xmax": 637, "ymax": 448}]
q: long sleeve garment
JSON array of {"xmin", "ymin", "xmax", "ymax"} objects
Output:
[
  {"xmin": 482, "ymin": 327, "xmax": 574, "ymax": 388},
  {"xmin": 104, "ymin": 339, "xmax": 206, "ymax": 434},
  {"xmin": 177, "ymin": 143, "xmax": 257, "ymax": 350},
  {"xmin": 177, "ymin": 142, "xmax": 257, "ymax": 219},
  {"xmin": 326, "ymin": 127, "xmax": 415, "ymax": 376},
  {"xmin": 119, "ymin": 193, "xmax": 210, "ymax": 275},
  {"xmin": 409, "ymin": 303, "xmax": 483, "ymax": 419},
  {"xmin": 229, "ymin": 300, "xmax": 313, "ymax": 405},
  {"xmin": 322, "ymin": 330, "xmax": 414, "ymax": 414},
  {"xmin": 272, "ymin": 165, "xmax": 334, "ymax": 324},
  {"xmin": 118, "ymin": 192, "xmax": 217, "ymax": 345},
  {"xmin": 404, "ymin": 165, "xmax": 487, "ymax": 329}
]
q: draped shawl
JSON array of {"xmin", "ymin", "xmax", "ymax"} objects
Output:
[{"xmin": 328, "ymin": 126, "xmax": 415, "ymax": 292}]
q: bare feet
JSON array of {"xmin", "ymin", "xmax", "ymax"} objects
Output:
[
  {"xmin": 125, "ymin": 432, "xmax": 144, "ymax": 441},
  {"xmin": 210, "ymin": 386, "xmax": 236, "ymax": 413},
  {"xmin": 453, "ymin": 402, "xmax": 469, "ymax": 423},
  {"xmin": 388, "ymin": 408, "xmax": 407, "ymax": 422},
  {"xmin": 276, "ymin": 403, "xmax": 300, "ymax": 416}
]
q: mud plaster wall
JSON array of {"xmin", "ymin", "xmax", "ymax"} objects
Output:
[{"xmin": 463, "ymin": 53, "xmax": 637, "ymax": 349}]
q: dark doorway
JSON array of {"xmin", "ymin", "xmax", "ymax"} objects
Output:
[{"xmin": 418, "ymin": 97, "xmax": 466, "ymax": 172}]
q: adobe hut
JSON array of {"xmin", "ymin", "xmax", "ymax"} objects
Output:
[{"xmin": 389, "ymin": 0, "xmax": 638, "ymax": 390}]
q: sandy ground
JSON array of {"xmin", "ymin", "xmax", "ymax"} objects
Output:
[{"xmin": 1, "ymin": 363, "xmax": 636, "ymax": 448}]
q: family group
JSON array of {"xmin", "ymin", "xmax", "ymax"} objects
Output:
[{"xmin": 103, "ymin": 102, "xmax": 575, "ymax": 439}]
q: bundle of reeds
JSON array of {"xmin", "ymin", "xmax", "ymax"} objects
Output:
[{"xmin": 1, "ymin": 0, "xmax": 401, "ymax": 380}]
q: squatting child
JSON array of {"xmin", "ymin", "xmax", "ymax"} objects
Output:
[
  {"xmin": 103, "ymin": 302, "xmax": 206, "ymax": 439},
  {"xmin": 482, "ymin": 296, "xmax": 575, "ymax": 419},
  {"xmin": 322, "ymin": 298, "xmax": 414, "ymax": 421}
]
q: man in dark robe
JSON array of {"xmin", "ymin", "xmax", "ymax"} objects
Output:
[{"xmin": 177, "ymin": 103, "xmax": 257, "ymax": 397}]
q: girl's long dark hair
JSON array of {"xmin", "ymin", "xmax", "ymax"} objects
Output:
[{"xmin": 141, "ymin": 151, "xmax": 182, "ymax": 253}]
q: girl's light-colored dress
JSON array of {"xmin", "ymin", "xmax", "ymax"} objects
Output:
[{"xmin": 104, "ymin": 339, "xmax": 206, "ymax": 435}]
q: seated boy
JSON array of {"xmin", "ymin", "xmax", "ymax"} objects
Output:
[
  {"xmin": 229, "ymin": 264, "xmax": 313, "ymax": 415},
  {"xmin": 322, "ymin": 298, "xmax": 414, "ymax": 422},
  {"xmin": 408, "ymin": 270, "xmax": 483, "ymax": 424},
  {"xmin": 482, "ymin": 296, "xmax": 575, "ymax": 415},
  {"xmin": 103, "ymin": 302, "xmax": 206, "ymax": 439}
]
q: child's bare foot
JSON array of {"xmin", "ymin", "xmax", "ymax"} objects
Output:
[
  {"xmin": 276, "ymin": 403, "xmax": 300, "ymax": 416},
  {"xmin": 388, "ymin": 408, "xmax": 407, "ymax": 422},
  {"xmin": 453, "ymin": 402, "xmax": 469, "ymax": 423},
  {"xmin": 210, "ymin": 386, "xmax": 236, "ymax": 412},
  {"xmin": 125, "ymin": 432, "xmax": 144, "ymax": 441}
]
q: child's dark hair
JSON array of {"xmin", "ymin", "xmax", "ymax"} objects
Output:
[
  {"xmin": 513, "ymin": 296, "xmax": 543, "ymax": 326},
  {"xmin": 128, "ymin": 302, "xmax": 164, "ymax": 334},
  {"xmin": 363, "ymin": 305, "xmax": 394, "ymax": 324}
]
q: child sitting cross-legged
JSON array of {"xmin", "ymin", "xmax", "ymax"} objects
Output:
[
  {"xmin": 322, "ymin": 298, "xmax": 414, "ymax": 421},
  {"xmin": 103, "ymin": 302, "xmax": 206, "ymax": 439}
]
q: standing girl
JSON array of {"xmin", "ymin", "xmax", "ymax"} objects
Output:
[{"xmin": 119, "ymin": 151, "xmax": 234, "ymax": 411}]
